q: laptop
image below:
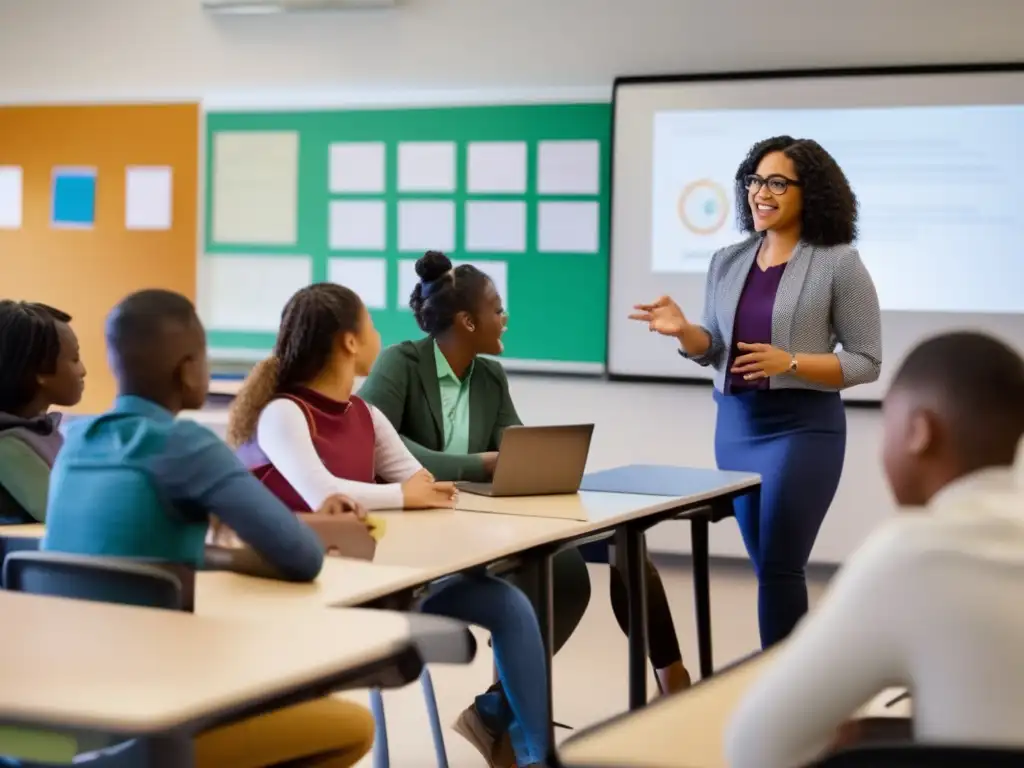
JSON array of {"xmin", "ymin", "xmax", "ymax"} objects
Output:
[{"xmin": 457, "ymin": 424, "xmax": 595, "ymax": 497}]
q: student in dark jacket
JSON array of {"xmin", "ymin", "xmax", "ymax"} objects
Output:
[{"xmin": 360, "ymin": 251, "xmax": 693, "ymax": 701}]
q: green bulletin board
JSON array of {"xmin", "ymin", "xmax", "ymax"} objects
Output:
[{"xmin": 203, "ymin": 102, "xmax": 611, "ymax": 370}]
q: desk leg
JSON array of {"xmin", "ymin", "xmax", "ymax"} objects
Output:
[
  {"xmin": 535, "ymin": 553, "xmax": 556, "ymax": 762},
  {"xmin": 616, "ymin": 527, "xmax": 649, "ymax": 710},
  {"xmin": 691, "ymin": 516, "xmax": 714, "ymax": 678}
]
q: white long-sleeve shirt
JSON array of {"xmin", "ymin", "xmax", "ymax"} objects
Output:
[
  {"xmin": 726, "ymin": 466, "xmax": 1024, "ymax": 768},
  {"xmin": 255, "ymin": 397, "xmax": 422, "ymax": 511}
]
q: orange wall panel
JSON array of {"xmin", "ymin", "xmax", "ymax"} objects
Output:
[{"xmin": 0, "ymin": 103, "xmax": 199, "ymax": 412}]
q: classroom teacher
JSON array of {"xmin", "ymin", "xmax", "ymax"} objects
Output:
[{"xmin": 632, "ymin": 136, "xmax": 883, "ymax": 648}]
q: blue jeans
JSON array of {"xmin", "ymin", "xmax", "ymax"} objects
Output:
[
  {"xmin": 420, "ymin": 574, "xmax": 548, "ymax": 766},
  {"xmin": 714, "ymin": 389, "xmax": 846, "ymax": 648}
]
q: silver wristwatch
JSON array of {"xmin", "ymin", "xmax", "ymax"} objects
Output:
[{"xmin": 788, "ymin": 354, "xmax": 799, "ymax": 373}]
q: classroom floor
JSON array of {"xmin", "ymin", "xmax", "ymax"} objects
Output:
[{"xmin": 336, "ymin": 557, "xmax": 831, "ymax": 767}]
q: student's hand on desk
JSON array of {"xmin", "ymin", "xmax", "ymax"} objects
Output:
[
  {"xmin": 316, "ymin": 493, "xmax": 368, "ymax": 520},
  {"xmin": 402, "ymin": 469, "xmax": 458, "ymax": 509},
  {"xmin": 480, "ymin": 451, "xmax": 499, "ymax": 477}
]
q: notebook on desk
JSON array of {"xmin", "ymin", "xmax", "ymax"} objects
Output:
[{"xmin": 457, "ymin": 424, "xmax": 595, "ymax": 498}]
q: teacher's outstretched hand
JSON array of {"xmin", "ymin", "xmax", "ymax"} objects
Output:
[
  {"xmin": 630, "ymin": 295, "xmax": 688, "ymax": 336},
  {"xmin": 630, "ymin": 296, "xmax": 712, "ymax": 357}
]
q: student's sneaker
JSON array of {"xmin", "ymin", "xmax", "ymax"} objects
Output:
[{"xmin": 452, "ymin": 704, "xmax": 515, "ymax": 768}]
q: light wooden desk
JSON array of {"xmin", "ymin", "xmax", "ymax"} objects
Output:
[
  {"xmin": 2, "ymin": 486, "xmax": 752, "ymax": 719},
  {"xmin": 560, "ymin": 647, "xmax": 913, "ymax": 768},
  {"xmin": 0, "ymin": 591, "xmax": 416, "ymax": 765},
  {"xmin": 560, "ymin": 650, "xmax": 775, "ymax": 768},
  {"xmin": 197, "ymin": 558, "xmax": 426, "ymax": 616},
  {"xmin": 198, "ymin": 495, "xmax": 681, "ymax": 617},
  {"xmin": 376, "ymin": 491, "xmax": 686, "ymax": 566}
]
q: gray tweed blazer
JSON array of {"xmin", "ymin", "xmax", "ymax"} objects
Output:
[{"xmin": 685, "ymin": 235, "xmax": 882, "ymax": 392}]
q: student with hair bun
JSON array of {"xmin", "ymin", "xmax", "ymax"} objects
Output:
[
  {"xmin": 360, "ymin": 251, "xmax": 692, "ymax": 746},
  {"xmin": 227, "ymin": 282, "xmax": 551, "ymax": 768}
]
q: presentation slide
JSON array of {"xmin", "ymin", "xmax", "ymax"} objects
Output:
[
  {"xmin": 607, "ymin": 68, "xmax": 1024, "ymax": 400},
  {"xmin": 650, "ymin": 105, "xmax": 1024, "ymax": 313}
]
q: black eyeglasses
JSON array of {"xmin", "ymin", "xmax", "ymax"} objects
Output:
[{"xmin": 744, "ymin": 174, "xmax": 802, "ymax": 195}]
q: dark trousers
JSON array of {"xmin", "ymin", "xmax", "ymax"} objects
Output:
[
  {"xmin": 578, "ymin": 540, "xmax": 683, "ymax": 669},
  {"xmin": 714, "ymin": 388, "xmax": 846, "ymax": 648}
]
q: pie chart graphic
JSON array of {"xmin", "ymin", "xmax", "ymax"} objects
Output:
[{"xmin": 677, "ymin": 179, "xmax": 729, "ymax": 236}]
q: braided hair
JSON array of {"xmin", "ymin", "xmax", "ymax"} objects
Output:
[
  {"xmin": 226, "ymin": 283, "xmax": 364, "ymax": 447},
  {"xmin": 0, "ymin": 301, "xmax": 72, "ymax": 414}
]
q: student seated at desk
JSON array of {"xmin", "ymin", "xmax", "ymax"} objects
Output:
[
  {"xmin": 226, "ymin": 282, "xmax": 551, "ymax": 768},
  {"xmin": 359, "ymin": 251, "xmax": 691, "ymax": 695},
  {"xmin": 42, "ymin": 289, "xmax": 376, "ymax": 768},
  {"xmin": 0, "ymin": 301, "xmax": 86, "ymax": 523},
  {"xmin": 726, "ymin": 331, "xmax": 1024, "ymax": 768}
]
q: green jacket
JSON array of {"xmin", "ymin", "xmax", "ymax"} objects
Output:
[{"xmin": 359, "ymin": 338, "xmax": 522, "ymax": 483}]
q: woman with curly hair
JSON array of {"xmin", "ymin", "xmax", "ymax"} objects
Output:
[{"xmin": 631, "ymin": 136, "xmax": 882, "ymax": 648}]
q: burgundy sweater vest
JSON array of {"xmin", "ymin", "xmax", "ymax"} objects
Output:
[{"xmin": 237, "ymin": 387, "xmax": 377, "ymax": 512}]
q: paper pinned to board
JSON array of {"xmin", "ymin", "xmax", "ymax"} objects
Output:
[
  {"xmin": 329, "ymin": 142, "xmax": 386, "ymax": 193},
  {"xmin": 329, "ymin": 200, "xmax": 387, "ymax": 251},
  {"xmin": 398, "ymin": 200, "xmax": 455, "ymax": 253},
  {"xmin": 0, "ymin": 166, "xmax": 23, "ymax": 229},
  {"xmin": 537, "ymin": 201, "xmax": 600, "ymax": 253},
  {"xmin": 51, "ymin": 167, "xmax": 97, "ymax": 229},
  {"xmin": 465, "ymin": 201, "xmax": 526, "ymax": 253},
  {"xmin": 537, "ymin": 140, "xmax": 601, "ymax": 195},
  {"xmin": 398, "ymin": 142, "xmax": 456, "ymax": 192},
  {"xmin": 203, "ymin": 254, "xmax": 312, "ymax": 331},
  {"xmin": 212, "ymin": 131, "xmax": 299, "ymax": 245},
  {"xmin": 328, "ymin": 257, "xmax": 388, "ymax": 310},
  {"xmin": 125, "ymin": 166, "xmax": 173, "ymax": 230},
  {"xmin": 467, "ymin": 141, "xmax": 527, "ymax": 193}
]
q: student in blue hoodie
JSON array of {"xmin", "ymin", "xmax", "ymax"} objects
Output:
[
  {"xmin": 0, "ymin": 301, "xmax": 86, "ymax": 523},
  {"xmin": 43, "ymin": 289, "xmax": 377, "ymax": 768}
]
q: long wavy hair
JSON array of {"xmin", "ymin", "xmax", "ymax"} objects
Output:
[{"xmin": 226, "ymin": 283, "xmax": 364, "ymax": 448}]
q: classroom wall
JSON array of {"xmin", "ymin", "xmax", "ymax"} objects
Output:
[
  {"xmin": 1, "ymin": 0, "xmax": 1022, "ymax": 100},
  {"xmin": 1, "ymin": 0, "xmax": 1021, "ymax": 562},
  {"xmin": 0, "ymin": 105, "xmax": 199, "ymax": 413}
]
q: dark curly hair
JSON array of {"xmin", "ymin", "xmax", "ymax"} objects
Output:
[
  {"xmin": 227, "ymin": 283, "xmax": 364, "ymax": 447},
  {"xmin": 735, "ymin": 136, "xmax": 858, "ymax": 247},
  {"xmin": 0, "ymin": 301, "xmax": 72, "ymax": 414},
  {"xmin": 409, "ymin": 250, "xmax": 492, "ymax": 337}
]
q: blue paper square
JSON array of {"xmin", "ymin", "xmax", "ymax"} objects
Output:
[{"xmin": 52, "ymin": 169, "xmax": 97, "ymax": 227}]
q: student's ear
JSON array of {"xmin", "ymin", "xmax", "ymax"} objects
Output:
[
  {"xmin": 340, "ymin": 330, "xmax": 359, "ymax": 356},
  {"xmin": 906, "ymin": 408, "xmax": 935, "ymax": 457},
  {"xmin": 177, "ymin": 354, "xmax": 208, "ymax": 411},
  {"xmin": 454, "ymin": 310, "xmax": 475, "ymax": 333}
]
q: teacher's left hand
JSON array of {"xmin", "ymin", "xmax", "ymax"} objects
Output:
[{"xmin": 731, "ymin": 342, "xmax": 792, "ymax": 380}]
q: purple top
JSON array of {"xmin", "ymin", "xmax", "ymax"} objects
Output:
[{"xmin": 727, "ymin": 261, "xmax": 786, "ymax": 393}]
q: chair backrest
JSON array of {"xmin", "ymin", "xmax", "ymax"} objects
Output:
[
  {"xmin": 818, "ymin": 744, "xmax": 1024, "ymax": 767},
  {"xmin": 0, "ymin": 535, "xmax": 42, "ymax": 576},
  {"xmin": 3, "ymin": 551, "xmax": 183, "ymax": 611}
]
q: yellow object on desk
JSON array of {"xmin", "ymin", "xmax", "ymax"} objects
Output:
[{"xmin": 365, "ymin": 515, "xmax": 386, "ymax": 542}]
